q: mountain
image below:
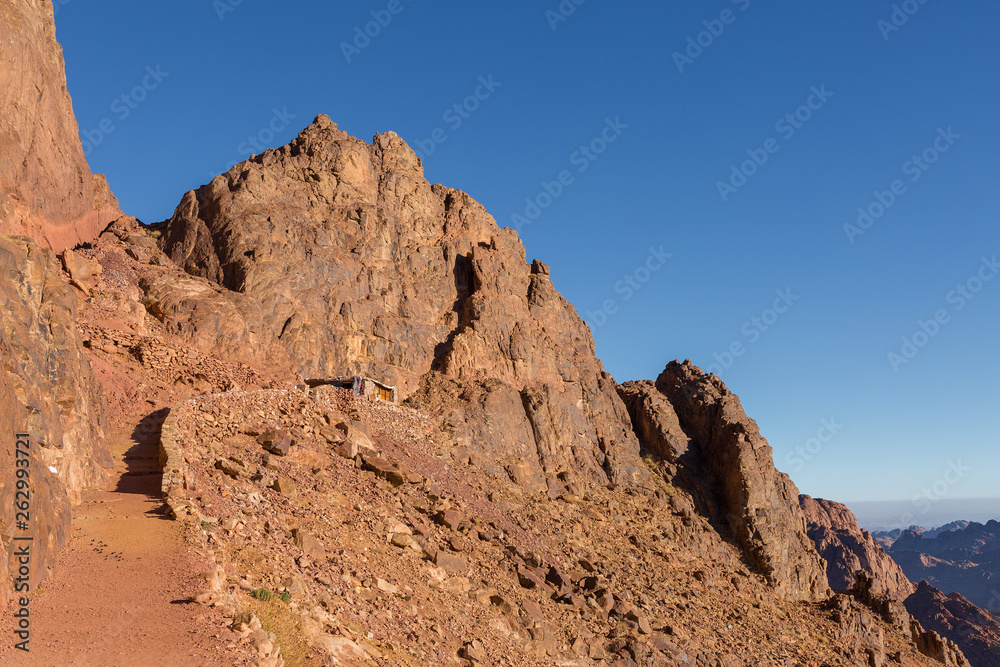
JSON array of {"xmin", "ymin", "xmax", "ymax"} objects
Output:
[
  {"xmin": 0, "ymin": 1, "xmax": 986, "ymax": 662},
  {"xmin": 799, "ymin": 495, "xmax": 915, "ymax": 599},
  {"xmin": 888, "ymin": 521, "xmax": 1000, "ymax": 609},
  {"xmin": 0, "ymin": 0, "xmax": 115, "ymax": 612},
  {"xmin": 152, "ymin": 114, "xmax": 649, "ymax": 496},
  {"xmin": 0, "ymin": 0, "xmax": 120, "ymax": 250},
  {"xmin": 906, "ymin": 581, "xmax": 1000, "ymax": 667},
  {"xmin": 875, "ymin": 522, "xmax": 975, "ymax": 550},
  {"xmin": 620, "ymin": 371, "xmax": 828, "ymax": 602},
  {"xmin": 799, "ymin": 497, "xmax": 1000, "ymax": 666}
]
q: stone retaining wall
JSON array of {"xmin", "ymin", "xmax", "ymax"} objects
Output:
[{"xmin": 159, "ymin": 397, "xmax": 198, "ymax": 520}]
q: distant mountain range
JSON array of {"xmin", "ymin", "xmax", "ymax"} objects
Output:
[
  {"xmin": 874, "ymin": 521, "xmax": 973, "ymax": 549},
  {"xmin": 875, "ymin": 520, "xmax": 1000, "ymax": 611}
]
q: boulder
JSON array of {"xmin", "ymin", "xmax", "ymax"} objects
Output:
[
  {"xmin": 257, "ymin": 428, "xmax": 292, "ymax": 456},
  {"xmin": 61, "ymin": 249, "xmax": 103, "ymax": 295}
]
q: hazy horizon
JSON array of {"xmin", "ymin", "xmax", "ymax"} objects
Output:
[{"xmin": 844, "ymin": 497, "xmax": 1000, "ymax": 533}]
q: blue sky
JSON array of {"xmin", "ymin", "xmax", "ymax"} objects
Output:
[{"xmin": 54, "ymin": 1, "xmax": 1000, "ymax": 504}]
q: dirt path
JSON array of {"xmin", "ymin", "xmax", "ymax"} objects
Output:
[{"xmin": 0, "ymin": 408, "xmax": 251, "ymax": 666}]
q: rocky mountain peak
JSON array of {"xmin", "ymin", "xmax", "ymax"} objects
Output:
[
  {"xmin": 620, "ymin": 360, "xmax": 829, "ymax": 602},
  {"xmin": 152, "ymin": 116, "xmax": 649, "ymax": 496}
]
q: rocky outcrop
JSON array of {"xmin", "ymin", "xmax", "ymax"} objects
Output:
[
  {"xmin": 0, "ymin": 235, "xmax": 112, "ymax": 610},
  {"xmin": 0, "ymin": 235, "xmax": 112, "ymax": 501},
  {"xmin": 905, "ymin": 581, "xmax": 1000, "ymax": 667},
  {"xmin": 825, "ymin": 519, "xmax": 994, "ymax": 665},
  {"xmin": 0, "ymin": 370, "xmax": 72, "ymax": 611},
  {"xmin": 0, "ymin": 0, "xmax": 121, "ymax": 251},
  {"xmin": 152, "ymin": 115, "xmax": 648, "ymax": 494},
  {"xmin": 619, "ymin": 361, "xmax": 829, "ymax": 602},
  {"xmin": 800, "ymin": 494, "xmax": 915, "ymax": 599}
]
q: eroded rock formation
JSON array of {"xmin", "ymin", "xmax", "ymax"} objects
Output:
[
  {"xmin": 619, "ymin": 360, "xmax": 829, "ymax": 602},
  {"xmin": 153, "ymin": 115, "xmax": 648, "ymax": 494},
  {"xmin": 906, "ymin": 581, "xmax": 1000, "ymax": 667},
  {"xmin": 0, "ymin": 0, "xmax": 120, "ymax": 251},
  {"xmin": 800, "ymin": 494, "xmax": 915, "ymax": 599},
  {"xmin": 0, "ymin": 236, "xmax": 112, "ymax": 501}
]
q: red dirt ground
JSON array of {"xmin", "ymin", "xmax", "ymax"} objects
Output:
[{"xmin": 0, "ymin": 351, "xmax": 253, "ymax": 666}]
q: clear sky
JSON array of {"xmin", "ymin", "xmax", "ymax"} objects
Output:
[{"xmin": 54, "ymin": 1, "xmax": 1000, "ymax": 504}]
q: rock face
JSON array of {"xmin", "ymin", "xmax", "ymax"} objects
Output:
[
  {"xmin": 0, "ymin": 235, "xmax": 112, "ymax": 501},
  {"xmin": 0, "ymin": 234, "xmax": 112, "ymax": 609},
  {"xmin": 0, "ymin": 370, "xmax": 72, "ymax": 611},
  {"xmin": 0, "ymin": 0, "xmax": 121, "ymax": 251},
  {"xmin": 619, "ymin": 361, "xmax": 829, "ymax": 602},
  {"xmin": 153, "ymin": 115, "xmax": 647, "ymax": 494},
  {"xmin": 800, "ymin": 494, "xmax": 915, "ymax": 600},
  {"xmin": 905, "ymin": 581, "xmax": 1000, "ymax": 667}
]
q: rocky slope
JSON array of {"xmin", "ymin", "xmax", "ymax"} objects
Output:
[
  {"xmin": 906, "ymin": 582, "xmax": 1000, "ymax": 667},
  {"xmin": 619, "ymin": 366, "xmax": 829, "ymax": 603},
  {"xmin": 799, "ymin": 495, "xmax": 915, "ymax": 599},
  {"xmin": 152, "ymin": 114, "xmax": 648, "ymax": 497},
  {"xmin": 79, "ymin": 236, "xmax": 955, "ymax": 665},
  {"xmin": 0, "ymin": 0, "xmax": 120, "ymax": 251},
  {"xmin": 0, "ymin": 6, "xmax": 986, "ymax": 661},
  {"xmin": 798, "ymin": 493, "xmax": 999, "ymax": 666}
]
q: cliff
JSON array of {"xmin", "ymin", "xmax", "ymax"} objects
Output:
[
  {"xmin": 800, "ymin": 494, "xmax": 916, "ymax": 600},
  {"xmin": 0, "ymin": 0, "xmax": 120, "ymax": 251},
  {"xmin": 619, "ymin": 363, "xmax": 830, "ymax": 603}
]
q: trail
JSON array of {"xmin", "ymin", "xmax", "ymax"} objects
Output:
[{"xmin": 0, "ymin": 396, "xmax": 250, "ymax": 666}]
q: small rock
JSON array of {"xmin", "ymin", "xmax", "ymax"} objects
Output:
[
  {"xmin": 376, "ymin": 578, "xmax": 398, "ymax": 594},
  {"xmin": 389, "ymin": 533, "xmax": 414, "ymax": 548},
  {"xmin": 214, "ymin": 458, "xmax": 246, "ymax": 479},
  {"xmin": 434, "ymin": 551, "xmax": 468, "ymax": 574},
  {"xmin": 360, "ymin": 455, "xmax": 406, "ymax": 487},
  {"xmin": 293, "ymin": 529, "xmax": 325, "ymax": 560},
  {"xmin": 257, "ymin": 428, "xmax": 292, "ymax": 456},
  {"xmin": 517, "ymin": 566, "xmax": 554, "ymax": 595},
  {"xmin": 271, "ymin": 476, "xmax": 296, "ymax": 495}
]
